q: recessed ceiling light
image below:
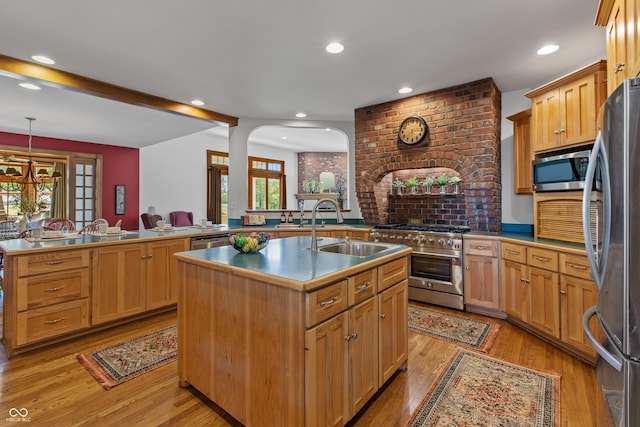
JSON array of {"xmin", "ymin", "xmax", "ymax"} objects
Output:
[
  {"xmin": 296, "ymin": 112, "xmax": 307, "ymax": 118},
  {"xmin": 19, "ymin": 82, "xmax": 41, "ymax": 90},
  {"xmin": 398, "ymin": 87, "xmax": 413, "ymax": 94},
  {"xmin": 31, "ymin": 55, "xmax": 55, "ymax": 65},
  {"xmin": 325, "ymin": 42, "xmax": 344, "ymax": 54},
  {"xmin": 282, "ymin": 136, "xmax": 288, "ymax": 140},
  {"xmin": 190, "ymin": 99, "xmax": 205, "ymax": 106},
  {"xmin": 537, "ymin": 44, "xmax": 559, "ymax": 55}
]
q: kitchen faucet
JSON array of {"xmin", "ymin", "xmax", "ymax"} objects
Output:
[{"xmin": 310, "ymin": 198, "xmax": 343, "ymax": 251}]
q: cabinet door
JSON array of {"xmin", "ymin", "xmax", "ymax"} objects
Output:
[
  {"xmin": 561, "ymin": 274, "xmax": 599, "ymax": 358},
  {"xmin": 146, "ymin": 238, "xmax": 189, "ymax": 309},
  {"xmin": 464, "ymin": 254, "xmax": 500, "ymax": 310},
  {"xmin": 531, "ymin": 90, "xmax": 560, "ymax": 153},
  {"xmin": 607, "ymin": 0, "xmax": 627, "ymax": 92},
  {"xmin": 378, "ymin": 280, "xmax": 408, "ymax": 385},
  {"xmin": 528, "ymin": 266, "xmax": 560, "ymax": 338},
  {"xmin": 348, "ymin": 297, "xmax": 379, "ymax": 418},
  {"xmin": 501, "ymin": 259, "xmax": 527, "ymax": 321},
  {"xmin": 509, "ymin": 109, "xmax": 533, "ymax": 194},
  {"xmin": 92, "ymin": 244, "xmax": 146, "ymax": 324},
  {"xmin": 305, "ymin": 312, "xmax": 349, "ymax": 427},
  {"xmin": 559, "ymin": 75, "xmax": 598, "ymax": 147}
]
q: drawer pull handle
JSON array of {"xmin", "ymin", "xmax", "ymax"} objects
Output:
[
  {"xmin": 507, "ymin": 250, "xmax": 520, "ymax": 255},
  {"xmin": 351, "ymin": 333, "xmax": 358, "ymax": 339},
  {"xmin": 569, "ymin": 263, "xmax": 587, "ymax": 270},
  {"xmin": 344, "ymin": 335, "xmax": 351, "ymax": 342},
  {"xmin": 319, "ymin": 296, "xmax": 338, "ymax": 307},
  {"xmin": 474, "ymin": 245, "xmax": 488, "ymax": 250},
  {"xmin": 46, "ymin": 260, "xmax": 66, "ymax": 265},
  {"xmin": 356, "ymin": 282, "xmax": 370, "ymax": 291},
  {"xmin": 560, "ymin": 290, "xmax": 567, "ymax": 295},
  {"xmin": 614, "ymin": 62, "xmax": 625, "ymax": 73},
  {"xmin": 45, "ymin": 286, "xmax": 67, "ymax": 292},
  {"xmin": 534, "ymin": 256, "xmax": 550, "ymax": 262},
  {"xmin": 44, "ymin": 317, "xmax": 66, "ymax": 325},
  {"xmin": 519, "ymin": 278, "xmax": 526, "ymax": 282},
  {"xmin": 380, "ymin": 313, "xmax": 387, "ymax": 319}
]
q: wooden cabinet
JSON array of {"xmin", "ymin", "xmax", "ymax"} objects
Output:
[
  {"xmin": 276, "ymin": 227, "xmax": 370, "ymax": 241},
  {"xmin": 463, "ymin": 237, "xmax": 502, "ymax": 317},
  {"xmin": 10, "ymin": 249, "xmax": 91, "ymax": 347},
  {"xmin": 597, "ymin": 0, "xmax": 640, "ymax": 94},
  {"xmin": 526, "ymin": 61, "xmax": 607, "ymax": 154},
  {"xmin": 93, "ymin": 238, "xmax": 189, "ymax": 324},
  {"xmin": 507, "ymin": 109, "xmax": 533, "ymax": 195},
  {"xmin": 501, "ymin": 240, "xmax": 599, "ymax": 363},
  {"xmin": 378, "ymin": 279, "xmax": 408, "ymax": 385}
]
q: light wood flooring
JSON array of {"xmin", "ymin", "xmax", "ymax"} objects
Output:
[{"xmin": 0, "ymin": 301, "xmax": 613, "ymax": 427}]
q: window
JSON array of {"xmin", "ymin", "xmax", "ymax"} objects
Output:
[
  {"xmin": 248, "ymin": 156, "xmax": 285, "ymax": 210},
  {"xmin": 74, "ymin": 159, "xmax": 97, "ymax": 229}
]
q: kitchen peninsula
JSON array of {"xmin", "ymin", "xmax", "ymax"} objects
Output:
[{"xmin": 175, "ymin": 236, "xmax": 411, "ymax": 427}]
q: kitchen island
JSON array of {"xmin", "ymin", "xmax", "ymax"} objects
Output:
[{"xmin": 175, "ymin": 236, "xmax": 411, "ymax": 427}]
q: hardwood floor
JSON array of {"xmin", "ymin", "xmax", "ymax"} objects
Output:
[{"xmin": 0, "ymin": 302, "xmax": 613, "ymax": 426}]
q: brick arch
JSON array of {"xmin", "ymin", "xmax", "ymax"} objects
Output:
[{"xmin": 354, "ymin": 77, "xmax": 501, "ymax": 231}]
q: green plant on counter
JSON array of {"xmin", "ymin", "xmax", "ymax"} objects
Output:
[
  {"xmin": 436, "ymin": 174, "xmax": 449, "ymax": 186},
  {"xmin": 302, "ymin": 179, "xmax": 320, "ymax": 193},
  {"xmin": 405, "ymin": 176, "xmax": 419, "ymax": 187},
  {"xmin": 392, "ymin": 178, "xmax": 405, "ymax": 188}
]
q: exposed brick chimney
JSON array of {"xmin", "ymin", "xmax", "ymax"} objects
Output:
[{"xmin": 354, "ymin": 78, "xmax": 501, "ymax": 232}]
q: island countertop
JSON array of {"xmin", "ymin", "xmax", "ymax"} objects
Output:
[{"xmin": 174, "ymin": 236, "xmax": 412, "ymax": 292}]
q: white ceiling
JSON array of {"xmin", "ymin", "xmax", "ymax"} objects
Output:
[{"xmin": 0, "ymin": 0, "xmax": 606, "ymax": 150}]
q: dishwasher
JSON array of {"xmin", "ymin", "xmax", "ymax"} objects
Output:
[{"xmin": 190, "ymin": 233, "xmax": 231, "ymax": 250}]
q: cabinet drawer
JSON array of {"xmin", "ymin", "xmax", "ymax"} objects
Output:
[
  {"xmin": 377, "ymin": 257, "xmax": 408, "ymax": 292},
  {"xmin": 348, "ymin": 269, "xmax": 377, "ymax": 306},
  {"xmin": 501, "ymin": 242, "xmax": 526, "ymax": 263},
  {"xmin": 16, "ymin": 250, "xmax": 91, "ymax": 277},
  {"xmin": 528, "ymin": 247, "xmax": 558, "ymax": 271},
  {"xmin": 16, "ymin": 299, "xmax": 90, "ymax": 346},
  {"xmin": 559, "ymin": 253, "xmax": 592, "ymax": 280},
  {"xmin": 464, "ymin": 238, "xmax": 499, "ymax": 257},
  {"xmin": 306, "ymin": 280, "xmax": 348, "ymax": 327},
  {"xmin": 17, "ymin": 268, "xmax": 90, "ymax": 311}
]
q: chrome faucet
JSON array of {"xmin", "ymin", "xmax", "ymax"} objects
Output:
[{"xmin": 310, "ymin": 198, "xmax": 344, "ymax": 251}]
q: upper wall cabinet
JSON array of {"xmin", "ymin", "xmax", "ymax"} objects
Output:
[
  {"xmin": 525, "ymin": 61, "xmax": 607, "ymax": 154},
  {"xmin": 507, "ymin": 109, "xmax": 532, "ymax": 195},
  {"xmin": 597, "ymin": 0, "xmax": 640, "ymax": 94}
]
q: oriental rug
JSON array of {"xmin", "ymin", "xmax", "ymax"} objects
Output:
[
  {"xmin": 407, "ymin": 349, "xmax": 561, "ymax": 427},
  {"xmin": 77, "ymin": 326, "xmax": 177, "ymax": 390},
  {"xmin": 408, "ymin": 305, "xmax": 500, "ymax": 352}
]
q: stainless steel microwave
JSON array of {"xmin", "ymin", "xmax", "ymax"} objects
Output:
[{"xmin": 532, "ymin": 149, "xmax": 594, "ymax": 192}]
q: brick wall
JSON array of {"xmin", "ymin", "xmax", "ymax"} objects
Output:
[
  {"xmin": 297, "ymin": 152, "xmax": 347, "ymax": 191},
  {"xmin": 354, "ymin": 78, "xmax": 501, "ymax": 232}
]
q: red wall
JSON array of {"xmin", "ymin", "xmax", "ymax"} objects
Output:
[{"xmin": 0, "ymin": 131, "xmax": 140, "ymax": 230}]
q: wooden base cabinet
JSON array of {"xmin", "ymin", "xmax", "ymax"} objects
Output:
[
  {"xmin": 463, "ymin": 237, "xmax": 502, "ymax": 317},
  {"xmin": 378, "ymin": 280, "xmax": 408, "ymax": 385},
  {"xmin": 93, "ymin": 238, "xmax": 188, "ymax": 324}
]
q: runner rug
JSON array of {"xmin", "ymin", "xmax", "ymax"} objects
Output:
[
  {"xmin": 76, "ymin": 326, "xmax": 177, "ymax": 390},
  {"xmin": 408, "ymin": 305, "xmax": 500, "ymax": 352},
  {"xmin": 407, "ymin": 349, "xmax": 561, "ymax": 427}
]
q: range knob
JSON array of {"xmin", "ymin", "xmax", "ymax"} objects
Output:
[
  {"xmin": 404, "ymin": 234, "xmax": 412, "ymax": 241},
  {"xmin": 438, "ymin": 239, "xmax": 445, "ymax": 245},
  {"xmin": 447, "ymin": 239, "xmax": 454, "ymax": 246},
  {"xmin": 428, "ymin": 237, "xmax": 435, "ymax": 244}
]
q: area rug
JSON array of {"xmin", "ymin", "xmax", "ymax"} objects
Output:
[
  {"xmin": 408, "ymin": 305, "xmax": 500, "ymax": 352},
  {"xmin": 76, "ymin": 326, "xmax": 177, "ymax": 390},
  {"xmin": 407, "ymin": 349, "xmax": 561, "ymax": 427}
]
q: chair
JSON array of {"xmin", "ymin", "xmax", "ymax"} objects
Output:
[
  {"xmin": 114, "ymin": 219, "xmax": 122, "ymax": 228},
  {"xmin": 78, "ymin": 219, "xmax": 108, "ymax": 234},
  {"xmin": 169, "ymin": 211, "xmax": 194, "ymax": 226},
  {"xmin": 141, "ymin": 213, "xmax": 162, "ymax": 229},
  {"xmin": 42, "ymin": 218, "xmax": 75, "ymax": 232}
]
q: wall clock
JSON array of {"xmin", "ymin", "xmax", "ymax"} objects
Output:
[{"xmin": 398, "ymin": 116, "xmax": 428, "ymax": 145}]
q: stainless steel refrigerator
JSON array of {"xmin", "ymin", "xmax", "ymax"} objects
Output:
[{"xmin": 582, "ymin": 78, "xmax": 640, "ymax": 427}]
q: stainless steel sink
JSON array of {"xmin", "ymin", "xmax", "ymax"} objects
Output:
[{"xmin": 316, "ymin": 242, "xmax": 390, "ymax": 257}]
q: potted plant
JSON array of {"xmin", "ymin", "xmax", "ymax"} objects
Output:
[
  {"xmin": 392, "ymin": 178, "xmax": 405, "ymax": 195},
  {"xmin": 436, "ymin": 174, "xmax": 449, "ymax": 194},
  {"xmin": 449, "ymin": 176, "xmax": 462, "ymax": 194},
  {"xmin": 405, "ymin": 176, "xmax": 419, "ymax": 194},
  {"xmin": 422, "ymin": 176, "xmax": 434, "ymax": 194}
]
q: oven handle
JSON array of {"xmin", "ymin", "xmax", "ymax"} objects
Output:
[{"xmin": 412, "ymin": 251, "xmax": 460, "ymax": 260}]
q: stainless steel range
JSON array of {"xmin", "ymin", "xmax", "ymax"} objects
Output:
[{"xmin": 370, "ymin": 224, "xmax": 470, "ymax": 310}]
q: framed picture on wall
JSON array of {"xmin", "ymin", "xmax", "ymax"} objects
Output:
[{"xmin": 115, "ymin": 184, "xmax": 126, "ymax": 215}]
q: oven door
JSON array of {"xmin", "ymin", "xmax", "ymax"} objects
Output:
[{"xmin": 409, "ymin": 251, "xmax": 463, "ymax": 296}]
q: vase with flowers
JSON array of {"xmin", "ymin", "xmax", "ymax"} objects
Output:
[
  {"xmin": 333, "ymin": 174, "xmax": 347, "ymax": 209},
  {"xmin": 449, "ymin": 176, "xmax": 462, "ymax": 194},
  {"xmin": 405, "ymin": 176, "xmax": 419, "ymax": 194},
  {"xmin": 422, "ymin": 177, "xmax": 434, "ymax": 194},
  {"xmin": 13, "ymin": 192, "xmax": 38, "ymax": 226},
  {"xmin": 392, "ymin": 178, "xmax": 405, "ymax": 195},
  {"xmin": 436, "ymin": 174, "xmax": 449, "ymax": 194}
]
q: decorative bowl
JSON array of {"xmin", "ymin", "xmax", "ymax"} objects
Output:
[{"xmin": 229, "ymin": 232, "xmax": 270, "ymax": 253}]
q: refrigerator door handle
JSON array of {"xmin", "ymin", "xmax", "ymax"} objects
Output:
[
  {"xmin": 582, "ymin": 131, "xmax": 611, "ymax": 290},
  {"xmin": 583, "ymin": 306, "xmax": 622, "ymax": 371}
]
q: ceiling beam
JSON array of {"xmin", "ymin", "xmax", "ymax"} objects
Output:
[{"xmin": 0, "ymin": 54, "xmax": 238, "ymax": 127}]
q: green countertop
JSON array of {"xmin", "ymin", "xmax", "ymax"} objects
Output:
[{"xmin": 175, "ymin": 236, "xmax": 411, "ymax": 287}]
